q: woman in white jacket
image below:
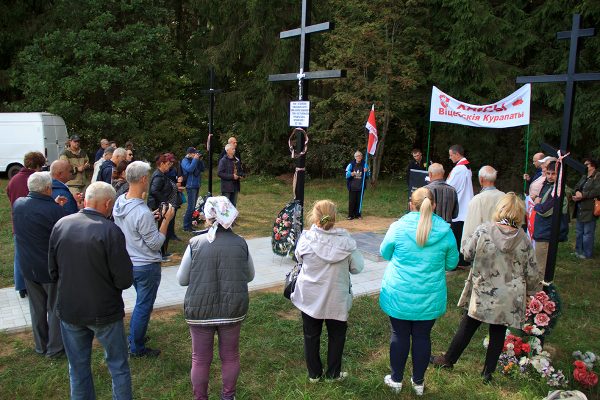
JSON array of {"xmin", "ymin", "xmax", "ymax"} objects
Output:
[{"xmin": 291, "ymin": 200, "xmax": 364, "ymax": 382}]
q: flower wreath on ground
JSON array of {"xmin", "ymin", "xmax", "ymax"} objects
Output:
[
  {"xmin": 572, "ymin": 351, "xmax": 599, "ymax": 390},
  {"xmin": 484, "ymin": 284, "xmax": 568, "ymax": 387},
  {"xmin": 271, "ymin": 199, "xmax": 302, "ymax": 258}
]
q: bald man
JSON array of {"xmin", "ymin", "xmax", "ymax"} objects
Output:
[
  {"xmin": 523, "ymin": 152, "xmax": 545, "ymax": 185},
  {"xmin": 51, "ymin": 160, "xmax": 81, "ymax": 215},
  {"xmin": 424, "ymin": 163, "xmax": 458, "ymax": 223},
  {"xmin": 461, "ymin": 166, "xmax": 505, "ymax": 250},
  {"xmin": 219, "ymin": 136, "xmax": 242, "ymax": 161}
]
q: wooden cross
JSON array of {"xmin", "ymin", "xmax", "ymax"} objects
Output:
[
  {"xmin": 201, "ymin": 67, "xmax": 222, "ymax": 196},
  {"xmin": 268, "ymin": 0, "xmax": 346, "ymax": 206},
  {"xmin": 517, "ymin": 14, "xmax": 600, "ymax": 284}
]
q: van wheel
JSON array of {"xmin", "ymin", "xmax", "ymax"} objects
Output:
[{"xmin": 7, "ymin": 164, "xmax": 23, "ymax": 179}]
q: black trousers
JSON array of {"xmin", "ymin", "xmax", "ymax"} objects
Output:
[
  {"xmin": 450, "ymin": 221, "xmax": 470, "ymax": 267},
  {"xmin": 444, "ymin": 313, "xmax": 505, "ymax": 376},
  {"xmin": 348, "ymin": 190, "xmax": 362, "ymax": 218},
  {"xmin": 301, "ymin": 312, "xmax": 348, "ymax": 379}
]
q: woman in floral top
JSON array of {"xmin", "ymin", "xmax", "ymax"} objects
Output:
[{"xmin": 431, "ymin": 192, "xmax": 540, "ymax": 383}]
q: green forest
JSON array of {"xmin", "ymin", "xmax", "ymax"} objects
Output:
[{"xmin": 1, "ymin": 0, "xmax": 599, "ymax": 188}]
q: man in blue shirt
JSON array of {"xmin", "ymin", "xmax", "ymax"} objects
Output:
[
  {"xmin": 51, "ymin": 160, "xmax": 81, "ymax": 215},
  {"xmin": 181, "ymin": 147, "xmax": 205, "ymax": 231}
]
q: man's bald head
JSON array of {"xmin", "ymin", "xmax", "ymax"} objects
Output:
[
  {"xmin": 533, "ymin": 152, "xmax": 545, "ymax": 168},
  {"xmin": 228, "ymin": 137, "xmax": 238, "ymax": 147},
  {"xmin": 428, "ymin": 163, "xmax": 445, "ymax": 180},
  {"xmin": 50, "ymin": 159, "xmax": 73, "ymax": 183}
]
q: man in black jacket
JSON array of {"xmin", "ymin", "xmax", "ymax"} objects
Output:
[
  {"xmin": 218, "ymin": 144, "xmax": 244, "ymax": 207},
  {"xmin": 13, "ymin": 171, "xmax": 66, "ymax": 358},
  {"xmin": 49, "ymin": 181, "xmax": 134, "ymax": 399}
]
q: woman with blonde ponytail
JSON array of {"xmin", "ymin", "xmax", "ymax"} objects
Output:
[{"xmin": 379, "ymin": 187, "xmax": 458, "ymax": 395}]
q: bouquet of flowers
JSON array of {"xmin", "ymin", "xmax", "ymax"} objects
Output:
[
  {"xmin": 484, "ymin": 285, "xmax": 567, "ymax": 388},
  {"xmin": 572, "ymin": 351, "xmax": 599, "ymax": 389},
  {"xmin": 523, "ymin": 286, "xmax": 561, "ymax": 338},
  {"xmin": 191, "ymin": 209, "xmax": 205, "ymax": 228}
]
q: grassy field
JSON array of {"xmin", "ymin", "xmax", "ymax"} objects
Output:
[{"xmin": 0, "ymin": 175, "xmax": 599, "ymax": 399}]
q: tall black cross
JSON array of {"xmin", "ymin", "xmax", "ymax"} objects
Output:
[
  {"xmin": 201, "ymin": 67, "xmax": 222, "ymax": 196},
  {"xmin": 517, "ymin": 14, "xmax": 600, "ymax": 284},
  {"xmin": 268, "ymin": 0, "xmax": 346, "ymax": 207}
]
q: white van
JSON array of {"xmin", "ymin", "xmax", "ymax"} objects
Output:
[{"xmin": 0, "ymin": 112, "xmax": 69, "ymax": 179}]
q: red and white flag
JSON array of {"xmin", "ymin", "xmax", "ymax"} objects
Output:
[{"xmin": 365, "ymin": 104, "xmax": 378, "ymax": 155}]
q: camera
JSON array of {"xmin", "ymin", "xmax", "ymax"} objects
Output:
[{"xmin": 158, "ymin": 202, "xmax": 169, "ymax": 219}]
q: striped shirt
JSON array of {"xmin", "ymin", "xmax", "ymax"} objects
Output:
[{"xmin": 425, "ymin": 179, "xmax": 459, "ymax": 223}]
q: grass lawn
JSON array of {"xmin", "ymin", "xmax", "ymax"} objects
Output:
[{"xmin": 0, "ymin": 175, "xmax": 599, "ymax": 399}]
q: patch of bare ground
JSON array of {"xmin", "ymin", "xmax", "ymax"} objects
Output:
[
  {"xmin": 152, "ymin": 306, "xmax": 182, "ymax": 321},
  {"xmin": 336, "ymin": 215, "xmax": 396, "ymax": 233},
  {"xmin": 251, "ymin": 284, "xmax": 284, "ymax": 295},
  {"xmin": 275, "ymin": 173, "xmax": 294, "ymax": 184}
]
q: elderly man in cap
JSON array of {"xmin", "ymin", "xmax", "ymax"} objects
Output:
[
  {"xmin": 181, "ymin": 147, "xmax": 205, "ymax": 232},
  {"xmin": 13, "ymin": 171, "xmax": 66, "ymax": 358},
  {"xmin": 60, "ymin": 134, "xmax": 91, "ymax": 196},
  {"xmin": 49, "ymin": 182, "xmax": 134, "ymax": 399}
]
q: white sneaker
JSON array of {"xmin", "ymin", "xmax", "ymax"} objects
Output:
[
  {"xmin": 384, "ymin": 375, "xmax": 402, "ymax": 393},
  {"xmin": 335, "ymin": 371, "xmax": 348, "ymax": 381},
  {"xmin": 308, "ymin": 377, "xmax": 320, "ymax": 383},
  {"xmin": 411, "ymin": 378, "xmax": 424, "ymax": 396}
]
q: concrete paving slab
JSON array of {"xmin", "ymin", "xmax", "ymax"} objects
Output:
[{"xmin": 0, "ymin": 236, "xmax": 389, "ymax": 333}]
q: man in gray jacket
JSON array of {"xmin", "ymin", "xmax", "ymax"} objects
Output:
[{"xmin": 113, "ymin": 161, "xmax": 175, "ymax": 357}]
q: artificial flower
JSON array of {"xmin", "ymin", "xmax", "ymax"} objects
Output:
[
  {"xmin": 534, "ymin": 291, "xmax": 550, "ymax": 303},
  {"xmin": 534, "ymin": 312, "xmax": 551, "ymax": 327},
  {"xmin": 543, "ymin": 301, "xmax": 556, "ymax": 314},
  {"xmin": 529, "ymin": 298, "xmax": 544, "ymax": 314}
]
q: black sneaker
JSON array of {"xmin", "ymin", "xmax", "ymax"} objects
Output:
[
  {"xmin": 19, "ymin": 289, "xmax": 27, "ymax": 298},
  {"xmin": 130, "ymin": 347, "xmax": 161, "ymax": 358},
  {"xmin": 346, "ymin": 216, "xmax": 354, "ymax": 220}
]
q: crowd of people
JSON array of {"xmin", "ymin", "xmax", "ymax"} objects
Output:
[
  {"xmin": 5, "ymin": 133, "xmax": 247, "ymax": 399},
  {"xmin": 4, "ymin": 135, "xmax": 599, "ymax": 399}
]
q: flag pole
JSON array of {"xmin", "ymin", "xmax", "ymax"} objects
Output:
[{"xmin": 358, "ymin": 147, "xmax": 368, "ymax": 215}]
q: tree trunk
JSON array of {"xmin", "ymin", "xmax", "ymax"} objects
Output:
[{"xmin": 371, "ymin": 21, "xmax": 397, "ymax": 185}]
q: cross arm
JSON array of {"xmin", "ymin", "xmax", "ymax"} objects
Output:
[
  {"xmin": 557, "ymin": 28, "xmax": 594, "ymax": 39},
  {"xmin": 540, "ymin": 142, "xmax": 586, "ymax": 174},
  {"xmin": 268, "ymin": 69, "xmax": 346, "ymax": 82},
  {"xmin": 516, "ymin": 72, "xmax": 600, "ymax": 83},
  {"xmin": 280, "ymin": 22, "xmax": 333, "ymax": 39}
]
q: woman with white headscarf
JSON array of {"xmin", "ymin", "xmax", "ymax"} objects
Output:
[{"xmin": 177, "ymin": 196, "xmax": 255, "ymax": 400}]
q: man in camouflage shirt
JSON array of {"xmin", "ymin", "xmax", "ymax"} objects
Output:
[{"xmin": 60, "ymin": 135, "xmax": 91, "ymax": 196}]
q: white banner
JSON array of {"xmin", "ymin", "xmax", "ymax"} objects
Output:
[{"xmin": 429, "ymin": 84, "xmax": 530, "ymax": 128}]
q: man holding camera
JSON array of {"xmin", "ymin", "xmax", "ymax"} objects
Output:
[
  {"xmin": 113, "ymin": 161, "xmax": 175, "ymax": 357},
  {"xmin": 181, "ymin": 147, "xmax": 205, "ymax": 232}
]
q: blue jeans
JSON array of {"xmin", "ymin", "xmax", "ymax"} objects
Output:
[
  {"xmin": 129, "ymin": 263, "xmax": 161, "ymax": 354},
  {"xmin": 61, "ymin": 319, "xmax": 132, "ymax": 400},
  {"xmin": 389, "ymin": 317, "xmax": 436, "ymax": 384},
  {"xmin": 13, "ymin": 234, "xmax": 26, "ymax": 291},
  {"xmin": 183, "ymin": 187, "xmax": 199, "ymax": 230},
  {"xmin": 576, "ymin": 220, "xmax": 596, "ymax": 258}
]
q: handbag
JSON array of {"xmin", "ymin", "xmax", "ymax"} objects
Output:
[
  {"xmin": 594, "ymin": 198, "xmax": 600, "ymax": 217},
  {"xmin": 283, "ymin": 262, "xmax": 302, "ymax": 300}
]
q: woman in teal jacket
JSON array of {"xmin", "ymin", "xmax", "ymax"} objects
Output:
[{"xmin": 380, "ymin": 187, "xmax": 458, "ymax": 395}]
